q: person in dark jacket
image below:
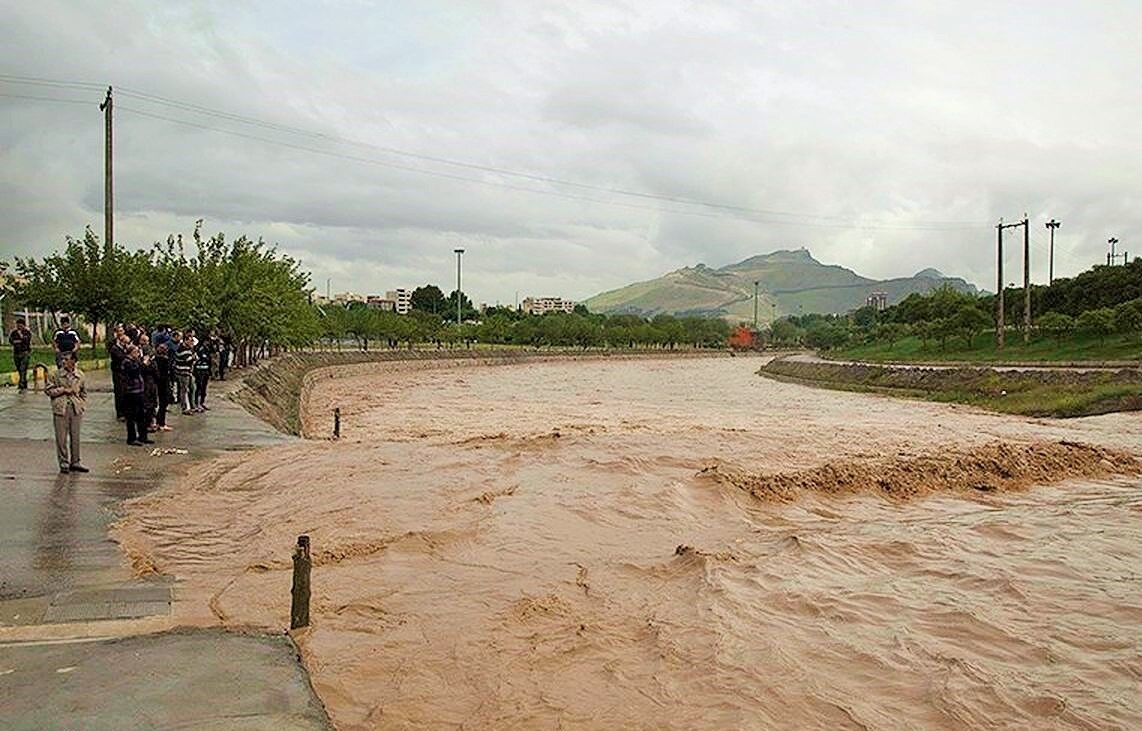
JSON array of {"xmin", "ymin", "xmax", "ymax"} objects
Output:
[
  {"xmin": 121, "ymin": 346, "xmax": 152, "ymax": 446},
  {"xmin": 154, "ymin": 343, "xmax": 174, "ymax": 431},
  {"xmin": 192, "ymin": 341, "xmax": 212, "ymax": 411},
  {"xmin": 141, "ymin": 344, "xmax": 159, "ymax": 433},
  {"xmin": 8, "ymin": 317, "xmax": 32, "ymax": 391},
  {"xmin": 108, "ymin": 328, "xmax": 129, "ymax": 420}
]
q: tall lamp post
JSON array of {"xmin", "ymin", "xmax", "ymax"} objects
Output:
[
  {"xmin": 453, "ymin": 248, "xmax": 465, "ymax": 324},
  {"xmin": 752, "ymin": 281, "xmax": 759, "ymax": 330},
  {"xmin": 1045, "ymin": 219, "xmax": 1060, "ymax": 284}
]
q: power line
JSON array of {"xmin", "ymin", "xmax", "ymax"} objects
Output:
[{"xmin": 2, "ymin": 74, "xmax": 994, "ymax": 232}]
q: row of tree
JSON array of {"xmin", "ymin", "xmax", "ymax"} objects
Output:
[
  {"xmin": 13, "ymin": 224, "xmax": 320, "ymax": 362},
  {"xmin": 770, "ymin": 259, "xmax": 1142, "ymax": 351},
  {"xmin": 8, "ymin": 226, "xmax": 731, "ymax": 357},
  {"xmin": 320, "ymin": 304, "xmax": 730, "ymax": 350}
]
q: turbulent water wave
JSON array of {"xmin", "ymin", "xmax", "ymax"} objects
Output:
[{"xmin": 113, "ymin": 358, "xmax": 1142, "ymax": 729}]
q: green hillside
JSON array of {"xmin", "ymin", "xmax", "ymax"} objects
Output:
[{"xmin": 584, "ymin": 249, "xmax": 977, "ymax": 322}]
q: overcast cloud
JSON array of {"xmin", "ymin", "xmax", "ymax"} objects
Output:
[{"xmin": 2, "ymin": 1, "xmax": 1140, "ymax": 305}]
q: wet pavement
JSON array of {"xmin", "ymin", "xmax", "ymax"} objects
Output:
[{"xmin": 0, "ymin": 370, "xmax": 327, "ymax": 729}]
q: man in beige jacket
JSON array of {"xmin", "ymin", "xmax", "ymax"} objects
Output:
[{"xmin": 45, "ymin": 352, "xmax": 89, "ymax": 474}]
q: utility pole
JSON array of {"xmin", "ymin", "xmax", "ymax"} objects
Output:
[
  {"xmin": 995, "ymin": 217, "xmax": 1028, "ymax": 349},
  {"xmin": 99, "ymin": 87, "xmax": 113, "ymax": 248},
  {"xmin": 1022, "ymin": 215, "xmax": 1030, "ymax": 344},
  {"xmin": 326, "ymin": 278, "xmax": 331, "ymax": 301},
  {"xmin": 1045, "ymin": 219, "xmax": 1060, "ymax": 284},
  {"xmin": 996, "ymin": 221, "xmax": 1004, "ymax": 348},
  {"xmin": 752, "ymin": 281, "xmax": 759, "ymax": 330},
  {"xmin": 1108, "ymin": 238, "xmax": 1127, "ymax": 266},
  {"xmin": 453, "ymin": 248, "xmax": 464, "ymax": 325}
]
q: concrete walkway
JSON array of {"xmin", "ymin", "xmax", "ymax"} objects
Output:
[{"xmin": 0, "ymin": 369, "xmax": 330, "ymax": 729}]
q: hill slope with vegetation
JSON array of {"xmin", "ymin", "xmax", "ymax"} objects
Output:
[{"xmin": 584, "ymin": 249, "xmax": 978, "ymax": 321}]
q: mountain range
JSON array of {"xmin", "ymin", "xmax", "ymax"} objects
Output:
[{"xmin": 583, "ymin": 249, "xmax": 978, "ymax": 322}]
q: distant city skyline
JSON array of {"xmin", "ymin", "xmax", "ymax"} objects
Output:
[{"xmin": 2, "ymin": 2, "xmax": 1139, "ymax": 307}]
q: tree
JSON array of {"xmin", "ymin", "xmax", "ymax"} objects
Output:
[
  {"xmin": 1076, "ymin": 308, "xmax": 1116, "ymax": 344},
  {"xmin": 953, "ymin": 305, "xmax": 991, "ymax": 348},
  {"xmin": 445, "ymin": 289, "xmax": 478, "ymax": 323},
  {"xmin": 1114, "ymin": 299, "xmax": 1142, "ymax": 340},
  {"xmin": 770, "ymin": 318, "xmax": 802, "ymax": 346},
  {"xmin": 15, "ymin": 226, "xmax": 147, "ymax": 351},
  {"xmin": 410, "ymin": 284, "xmax": 447, "ymax": 315},
  {"xmin": 874, "ymin": 322, "xmax": 909, "ymax": 348},
  {"xmin": 1037, "ymin": 312, "xmax": 1074, "ymax": 347}
]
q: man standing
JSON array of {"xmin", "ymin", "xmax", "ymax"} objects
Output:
[
  {"xmin": 52, "ymin": 317, "xmax": 80, "ymax": 368},
  {"xmin": 45, "ymin": 352, "xmax": 88, "ymax": 473},
  {"xmin": 8, "ymin": 317, "xmax": 32, "ymax": 391},
  {"xmin": 121, "ymin": 345, "xmax": 153, "ymax": 446}
]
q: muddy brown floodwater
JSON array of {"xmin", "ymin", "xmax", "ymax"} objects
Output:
[{"xmin": 115, "ymin": 356, "xmax": 1142, "ymax": 730}]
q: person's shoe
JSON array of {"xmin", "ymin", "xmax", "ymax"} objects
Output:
[
  {"xmin": 69, "ymin": 464, "xmax": 89, "ymax": 473},
  {"xmin": 140, "ymin": 438, "xmax": 155, "ymax": 445},
  {"xmin": 201, "ymin": 404, "xmax": 210, "ymax": 411},
  {"xmin": 127, "ymin": 440, "xmax": 143, "ymax": 446},
  {"xmin": 59, "ymin": 465, "xmax": 70, "ymax": 474}
]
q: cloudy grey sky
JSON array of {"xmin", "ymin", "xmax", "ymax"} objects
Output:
[{"xmin": 2, "ymin": 1, "xmax": 1140, "ymax": 305}]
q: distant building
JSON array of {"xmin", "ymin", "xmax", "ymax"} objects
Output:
[
  {"xmin": 385, "ymin": 288, "xmax": 412, "ymax": 315},
  {"xmin": 333, "ymin": 291, "xmax": 366, "ymax": 306},
  {"xmin": 865, "ymin": 292, "xmax": 888, "ymax": 311},
  {"xmin": 521, "ymin": 297, "xmax": 576, "ymax": 315},
  {"xmin": 366, "ymin": 295, "xmax": 396, "ymax": 312}
]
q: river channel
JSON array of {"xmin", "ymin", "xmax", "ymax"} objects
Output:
[{"xmin": 116, "ymin": 356, "xmax": 1142, "ymax": 729}]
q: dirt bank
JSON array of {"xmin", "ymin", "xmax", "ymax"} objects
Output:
[
  {"xmin": 230, "ymin": 348, "xmax": 731, "ymax": 435},
  {"xmin": 760, "ymin": 357, "xmax": 1142, "ymax": 417}
]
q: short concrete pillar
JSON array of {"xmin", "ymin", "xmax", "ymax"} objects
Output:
[{"xmin": 290, "ymin": 535, "xmax": 311, "ymax": 629}]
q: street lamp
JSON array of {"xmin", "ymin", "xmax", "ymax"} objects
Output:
[
  {"xmin": 752, "ymin": 281, "xmax": 759, "ymax": 330},
  {"xmin": 453, "ymin": 248, "xmax": 465, "ymax": 324}
]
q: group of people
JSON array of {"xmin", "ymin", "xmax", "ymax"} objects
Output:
[
  {"xmin": 5, "ymin": 315, "xmax": 232, "ymax": 473},
  {"xmin": 106, "ymin": 323, "xmax": 232, "ymax": 446}
]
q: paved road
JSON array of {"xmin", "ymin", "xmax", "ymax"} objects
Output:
[{"xmin": 0, "ymin": 370, "xmax": 329, "ymax": 729}]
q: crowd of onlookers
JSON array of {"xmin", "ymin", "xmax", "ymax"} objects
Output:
[
  {"xmin": 7, "ymin": 316, "xmax": 234, "ymax": 472},
  {"xmin": 103, "ymin": 322, "xmax": 232, "ymax": 445}
]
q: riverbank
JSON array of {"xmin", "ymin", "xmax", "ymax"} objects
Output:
[
  {"xmin": 830, "ymin": 332, "xmax": 1142, "ymax": 366},
  {"xmin": 0, "ymin": 369, "xmax": 330, "ymax": 729},
  {"xmin": 759, "ymin": 357, "xmax": 1142, "ymax": 417}
]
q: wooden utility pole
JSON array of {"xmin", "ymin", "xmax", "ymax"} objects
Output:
[
  {"xmin": 996, "ymin": 221, "xmax": 1004, "ymax": 348},
  {"xmin": 752, "ymin": 281, "xmax": 759, "ymax": 330},
  {"xmin": 1045, "ymin": 219, "xmax": 1060, "ymax": 284},
  {"xmin": 1022, "ymin": 216, "xmax": 1031, "ymax": 343},
  {"xmin": 99, "ymin": 87, "xmax": 113, "ymax": 248}
]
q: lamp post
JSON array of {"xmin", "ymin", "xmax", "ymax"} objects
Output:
[
  {"xmin": 453, "ymin": 248, "xmax": 465, "ymax": 324},
  {"xmin": 752, "ymin": 281, "xmax": 759, "ymax": 330},
  {"xmin": 1045, "ymin": 219, "xmax": 1060, "ymax": 284}
]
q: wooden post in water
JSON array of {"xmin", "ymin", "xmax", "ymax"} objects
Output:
[
  {"xmin": 290, "ymin": 535, "xmax": 311, "ymax": 629},
  {"xmin": 333, "ymin": 408, "xmax": 341, "ymax": 440}
]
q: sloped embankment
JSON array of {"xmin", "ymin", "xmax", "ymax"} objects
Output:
[{"xmin": 760, "ymin": 357, "xmax": 1142, "ymax": 417}]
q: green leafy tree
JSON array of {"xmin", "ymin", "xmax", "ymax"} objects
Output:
[
  {"xmin": 1037, "ymin": 311, "xmax": 1074, "ymax": 346},
  {"xmin": 1076, "ymin": 308, "xmax": 1116, "ymax": 344},
  {"xmin": 874, "ymin": 322, "xmax": 909, "ymax": 348},
  {"xmin": 953, "ymin": 305, "xmax": 992, "ymax": 348},
  {"xmin": 1113, "ymin": 299, "xmax": 1142, "ymax": 340},
  {"xmin": 410, "ymin": 285, "xmax": 447, "ymax": 315}
]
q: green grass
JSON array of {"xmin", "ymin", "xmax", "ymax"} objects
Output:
[
  {"xmin": 832, "ymin": 333, "xmax": 1142, "ymax": 364},
  {"xmin": 760, "ymin": 358, "xmax": 1142, "ymax": 418},
  {"xmin": 0, "ymin": 346, "xmax": 108, "ymax": 373}
]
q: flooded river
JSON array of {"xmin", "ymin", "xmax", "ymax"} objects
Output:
[{"xmin": 116, "ymin": 356, "xmax": 1142, "ymax": 729}]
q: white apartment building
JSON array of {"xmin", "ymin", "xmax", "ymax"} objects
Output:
[
  {"xmin": 522, "ymin": 296, "xmax": 577, "ymax": 315},
  {"xmin": 385, "ymin": 288, "xmax": 412, "ymax": 315}
]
